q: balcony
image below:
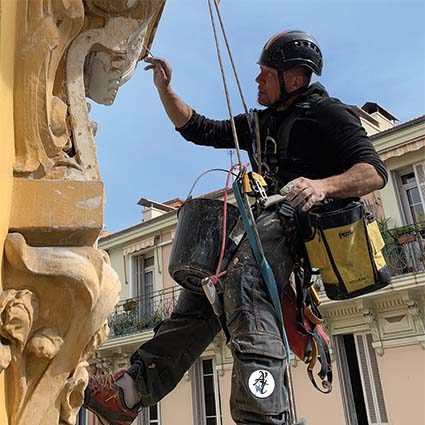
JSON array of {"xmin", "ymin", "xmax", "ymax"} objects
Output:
[
  {"xmin": 381, "ymin": 221, "xmax": 425, "ymax": 276},
  {"xmin": 108, "ymin": 286, "xmax": 181, "ymax": 338}
]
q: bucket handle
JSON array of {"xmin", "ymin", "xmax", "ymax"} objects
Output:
[{"xmin": 186, "ymin": 168, "xmax": 239, "ymax": 200}]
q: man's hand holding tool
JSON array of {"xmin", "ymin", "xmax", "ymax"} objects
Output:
[{"xmin": 144, "ymin": 56, "xmax": 173, "ymax": 91}]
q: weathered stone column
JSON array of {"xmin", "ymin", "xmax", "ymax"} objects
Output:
[
  {"xmin": 0, "ymin": 2, "xmax": 19, "ymax": 423},
  {"xmin": 0, "ymin": 1, "xmax": 166, "ymax": 424}
]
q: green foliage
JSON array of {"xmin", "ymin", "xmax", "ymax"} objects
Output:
[{"xmin": 376, "ymin": 216, "xmax": 393, "ymax": 233}]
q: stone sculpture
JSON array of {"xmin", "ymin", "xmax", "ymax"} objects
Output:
[
  {"xmin": 2, "ymin": 233, "xmax": 120, "ymax": 425},
  {"xmin": 0, "ymin": 0, "xmax": 166, "ymax": 424},
  {"xmin": 14, "ymin": 0, "xmax": 165, "ymax": 181}
]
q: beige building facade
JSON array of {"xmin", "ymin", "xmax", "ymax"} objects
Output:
[{"xmin": 87, "ymin": 107, "xmax": 425, "ymax": 425}]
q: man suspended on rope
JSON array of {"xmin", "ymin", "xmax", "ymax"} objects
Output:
[{"xmin": 84, "ymin": 31, "xmax": 387, "ymax": 425}]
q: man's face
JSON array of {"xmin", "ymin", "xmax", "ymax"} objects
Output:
[{"xmin": 255, "ymin": 65, "xmax": 281, "ymax": 106}]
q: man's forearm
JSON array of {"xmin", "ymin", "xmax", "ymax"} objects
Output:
[
  {"xmin": 158, "ymin": 87, "xmax": 193, "ymax": 128},
  {"xmin": 322, "ymin": 163, "xmax": 385, "ymax": 199}
]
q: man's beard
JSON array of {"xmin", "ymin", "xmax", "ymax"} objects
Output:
[{"xmin": 257, "ymin": 93, "xmax": 270, "ymax": 107}]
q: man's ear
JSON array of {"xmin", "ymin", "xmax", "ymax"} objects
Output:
[
  {"xmin": 284, "ymin": 69, "xmax": 305, "ymax": 92},
  {"xmin": 294, "ymin": 73, "xmax": 305, "ymax": 90}
]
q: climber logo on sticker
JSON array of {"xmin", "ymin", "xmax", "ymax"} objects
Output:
[{"xmin": 248, "ymin": 369, "xmax": 275, "ymax": 398}]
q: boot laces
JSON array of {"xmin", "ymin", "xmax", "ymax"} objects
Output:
[{"xmin": 90, "ymin": 373, "xmax": 118, "ymax": 397}]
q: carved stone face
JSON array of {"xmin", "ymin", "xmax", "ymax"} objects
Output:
[{"xmin": 14, "ymin": 0, "xmax": 165, "ymax": 181}]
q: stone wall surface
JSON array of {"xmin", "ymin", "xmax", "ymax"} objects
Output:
[
  {"xmin": 0, "ymin": 1, "xmax": 166, "ymax": 424},
  {"xmin": 1, "ymin": 1, "xmax": 19, "ymax": 423}
]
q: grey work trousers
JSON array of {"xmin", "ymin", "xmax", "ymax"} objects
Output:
[{"xmin": 127, "ymin": 208, "xmax": 296, "ymax": 425}]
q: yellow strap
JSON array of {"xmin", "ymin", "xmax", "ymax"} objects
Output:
[
  {"xmin": 307, "ymin": 337, "xmax": 319, "ymax": 372},
  {"xmin": 304, "ymin": 305, "xmax": 324, "ymax": 325}
]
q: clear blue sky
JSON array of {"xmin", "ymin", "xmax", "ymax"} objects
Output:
[{"xmin": 90, "ymin": 0, "xmax": 425, "ymax": 233}]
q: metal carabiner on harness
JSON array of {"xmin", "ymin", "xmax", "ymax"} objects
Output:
[{"xmin": 242, "ymin": 171, "xmax": 268, "ymax": 201}]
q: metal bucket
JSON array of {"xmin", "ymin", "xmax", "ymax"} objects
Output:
[{"xmin": 169, "ymin": 198, "xmax": 240, "ymax": 293}]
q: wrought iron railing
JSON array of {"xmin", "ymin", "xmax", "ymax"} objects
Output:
[
  {"xmin": 381, "ymin": 221, "xmax": 425, "ymax": 276},
  {"xmin": 108, "ymin": 286, "xmax": 182, "ymax": 338}
]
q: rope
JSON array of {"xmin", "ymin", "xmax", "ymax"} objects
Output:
[
  {"xmin": 211, "ymin": 0, "xmax": 250, "ymax": 118},
  {"xmin": 207, "ymin": 0, "xmax": 244, "ymax": 168},
  {"xmin": 210, "ymin": 0, "xmax": 259, "ymax": 170},
  {"xmin": 206, "ymin": 0, "xmax": 266, "ymax": 257}
]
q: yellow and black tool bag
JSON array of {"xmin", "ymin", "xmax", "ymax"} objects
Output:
[{"xmin": 304, "ymin": 200, "xmax": 391, "ymax": 300}]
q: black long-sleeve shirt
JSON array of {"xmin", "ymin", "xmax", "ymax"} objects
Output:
[{"xmin": 177, "ymin": 83, "xmax": 388, "ymax": 187}]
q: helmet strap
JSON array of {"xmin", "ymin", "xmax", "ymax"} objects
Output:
[{"xmin": 271, "ymin": 71, "xmax": 310, "ymax": 109}]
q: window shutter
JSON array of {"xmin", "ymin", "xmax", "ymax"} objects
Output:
[
  {"xmin": 191, "ymin": 360, "xmax": 205, "ymax": 425},
  {"xmin": 134, "ymin": 255, "xmax": 147, "ymax": 298},
  {"xmin": 139, "ymin": 409, "xmax": 146, "ymax": 425},
  {"xmin": 366, "ymin": 334, "xmax": 388, "ymax": 423},
  {"xmin": 356, "ymin": 335, "xmax": 378, "ymax": 424},
  {"xmin": 413, "ymin": 162, "xmax": 425, "ymax": 214},
  {"xmin": 355, "ymin": 334, "xmax": 389, "ymax": 425}
]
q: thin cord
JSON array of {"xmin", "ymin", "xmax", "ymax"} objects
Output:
[
  {"xmin": 212, "ymin": 0, "xmax": 250, "ymax": 118},
  {"xmin": 186, "ymin": 168, "xmax": 238, "ymax": 199},
  {"xmin": 207, "ymin": 0, "xmax": 244, "ymax": 168},
  {"xmin": 212, "ymin": 0, "xmax": 260, "ymax": 172},
  {"xmin": 210, "ymin": 163, "xmax": 241, "ymax": 284}
]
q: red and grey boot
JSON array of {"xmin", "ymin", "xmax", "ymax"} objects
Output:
[{"xmin": 83, "ymin": 370, "xmax": 142, "ymax": 425}]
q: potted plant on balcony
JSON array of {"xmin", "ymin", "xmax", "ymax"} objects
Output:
[
  {"xmin": 123, "ymin": 299, "xmax": 137, "ymax": 312},
  {"xmin": 138, "ymin": 310, "xmax": 163, "ymax": 331},
  {"xmin": 394, "ymin": 225, "xmax": 417, "ymax": 245},
  {"xmin": 110, "ymin": 307, "xmax": 139, "ymax": 336}
]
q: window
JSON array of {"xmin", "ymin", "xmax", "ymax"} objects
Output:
[
  {"xmin": 334, "ymin": 334, "xmax": 388, "ymax": 425},
  {"xmin": 134, "ymin": 255, "xmax": 155, "ymax": 317},
  {"xmin": 398, "ymin": 162, "xmax": 425, "ymax": 224},
  {"xmin": 192, "ymin": 358, "xmax": 222, "ymax": 425},
  {"xmin": 139, "ymin": 403, "xmax": 160, "ymax": 425}
]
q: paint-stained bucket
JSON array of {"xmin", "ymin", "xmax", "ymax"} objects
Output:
[{"xmin": 169, "ymin": 198, "xmax": 240, "ymax": 293}]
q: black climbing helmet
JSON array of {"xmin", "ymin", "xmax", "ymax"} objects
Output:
[{"xmin": 258, "ymin": 30, "xmax": 323, "ymax": 76}]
